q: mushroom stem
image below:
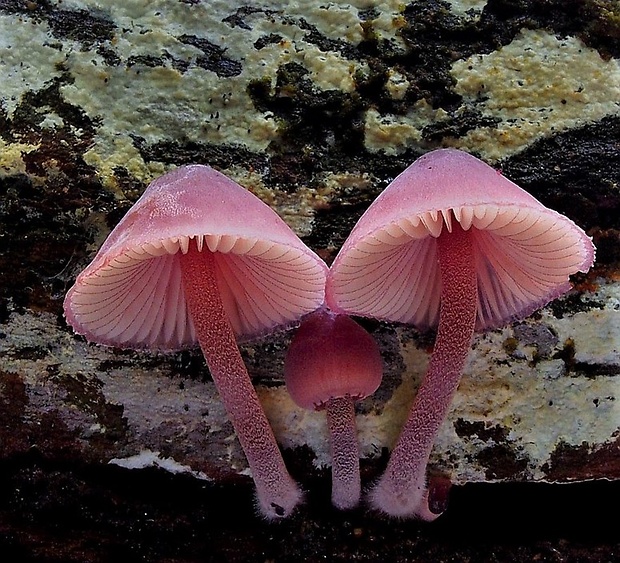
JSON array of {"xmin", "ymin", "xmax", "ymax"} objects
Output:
[
  {"xmin": 324, "ymin": 395, "xmax": 361, "ymax": 510},
  {"xmin": 179, "ymin": 241, "xmax": 302, "ymax": 519},
  {"xmin": 369, "ymin": 222, "xmax": 477, "ymax": 518}
]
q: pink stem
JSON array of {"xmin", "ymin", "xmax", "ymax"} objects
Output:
[
  {"xmin": 179, "ymin": 241, "xmax": 302, "ymax": 519},
  {"xmin": 324, "ymin": 395, "xmax": 361, "ymax": 510},
  {"xmin": 369, "ymin": 222, "xmax": 477, "ymax": 518}
]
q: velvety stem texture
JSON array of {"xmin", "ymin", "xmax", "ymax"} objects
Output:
[
  {"xmin": 325, "ymin": 395, "xmax": 361, "ymax": 510},
  {"xmin": 180, "ymin": 242, "xmax": 302, "ymax": 519},
  {"xmin": 369, "ymin": 222, "xmax": 477, "ymax": 518}
]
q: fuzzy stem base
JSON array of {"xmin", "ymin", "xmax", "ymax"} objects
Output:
[
  {"xmin": 325, "ymin": 395, "xmax": 361, "ymax": 510},
  {"xmin": 369, "ymin": 223, "xmax": 477, "ymax": 519},
  {"xmin": 180, "ymin": 242, "xmax": 302, "ymax": 519}
]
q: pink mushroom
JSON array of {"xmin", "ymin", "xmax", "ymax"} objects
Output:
[
  {"xmin": 326, "ymin": 149, "xmax": 595, "ymax": 519},
  {"xmin": 284, "ymin": 308, "xmax": 383, "ymax": 510},
  {"xmin": 64, "ymin": 165, "xmax": 328, "ymax": 519}
]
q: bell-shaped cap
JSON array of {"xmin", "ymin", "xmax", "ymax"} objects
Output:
[
  {"xmin": 326, "ymin": 149, "xmax": 595, "ymax": 330},
  {"xmin": 284, "ymin": 309, "xmax": 383, "ymax": 410},
  {"xmin": 65, "ymin": 165, "xmax": 328, "ymax": 349}
]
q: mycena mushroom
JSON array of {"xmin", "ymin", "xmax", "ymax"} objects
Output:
[
  {"xmin": 326, "ymin": 149, "xmax": 595, "ymax": 519},
  {"xmin": 284, "ymin": 308, "xmax": 383, "ymax": 510},
  {"xmin": 64, "ymin": 165, "xmax": 328, "ymax": 519}
]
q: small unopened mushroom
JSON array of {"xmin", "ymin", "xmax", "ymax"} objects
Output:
[
  {"xmin": 326, "ymin": 149, "xmax": 595, "ymax": 519},
  {"xmin": 64, "ymin": 165, "xmax": 328, "ymax": 519},
  {"xmin": 284, "ymin": 308, "xmax": 383, "ymax": 510}
]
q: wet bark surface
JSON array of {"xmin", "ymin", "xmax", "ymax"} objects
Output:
[{"xmin": 1, "ymin": 452, "xmax": 619, "ymax": 562}]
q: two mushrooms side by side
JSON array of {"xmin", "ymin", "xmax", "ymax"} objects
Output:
[{"xmin": 64, "ymin": 149, "xmax": 595, "ymax": 521}]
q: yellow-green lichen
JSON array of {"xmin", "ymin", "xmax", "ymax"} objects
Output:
[
  {"xmin": 0, "ymin": 16, "xmax": 65, "ymax": 116},
  {"xmin": 364, "ymin": 102, "xmax": 447, "ymax": 154},
  {"xmin": 450, "ymin": 29, "xmax": 620, "ymax": 159},
  {"xmin": 0, "ymin": 139, "xmax": 39, "ymax": 175}
]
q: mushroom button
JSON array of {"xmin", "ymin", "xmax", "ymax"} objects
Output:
[
  {"xmin": 64, "ymin": 164, "xmax": 328, "ymax": 519},
  {"xmin": 284, "ymin": 308, "xmax": 383, "ymax": 510},
  {"xmin": 326, "ymin": 149, "xmax": 595, "ymax": 519}
]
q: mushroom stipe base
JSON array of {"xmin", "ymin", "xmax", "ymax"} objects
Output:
[{"xmin": 180, "ymin": 241, "xmax": 303, "ymax": 519}]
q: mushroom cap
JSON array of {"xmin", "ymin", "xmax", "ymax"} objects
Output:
[
  {"xmin": 326, "ymin": 149, "xmax": 595, "ymax": 331},
  {"xmin": 284, "ymin": 309, "xmax": 383, "ymax": 410},
  {"xmin": 64, "ymin": 165, "xmax": 328, "ymax": 350}
]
